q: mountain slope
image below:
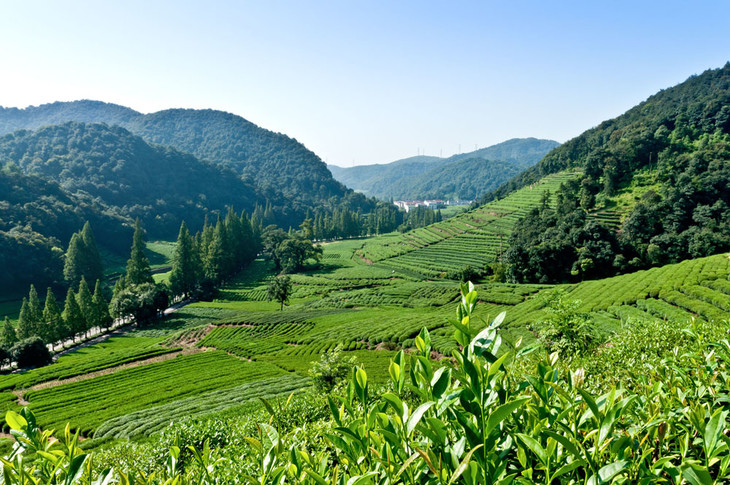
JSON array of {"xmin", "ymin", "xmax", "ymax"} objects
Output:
[
  {"xmin": 488, "ymin": 63, "xmax": 730, "ymax": 283},
  {"xmin": 0, "ymin": 122, "xmax": 259, "ymax": 237},
  {"xmin": 329, "ymin": 138, "xmax": 559, "ymax": 199},
  {"xmin": 485, "ymin": 63, "xmax": 730, "ymax": 202},
  {"xmin": 0, "ymin": 101, "xmax": 368, "ymax": 226},
  {"xmin": 0, "ymin": 163, "xmax": 131, "ymax": 290}
]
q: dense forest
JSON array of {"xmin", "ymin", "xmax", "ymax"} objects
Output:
[
  {"xmin": 500, "ymin": 63, "xmax": 730, "ymax": 283},
  {"xmin": 0, "ymin": 101, "xmax": 374, "ymax": 229},
  {"xmin": 0, "ymin": 122, "xmax": 260, "ymax": 237},
  {"xmin": 0, "ymin": 163, "xmax": 130, "ymax": 290},
  {"xmin": 329, "ymin": 138, "xmax": 559, "ymax": 200}
]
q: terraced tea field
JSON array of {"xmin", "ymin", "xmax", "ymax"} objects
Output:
[
  {"xmin": 24, "ymin": 351, "xmax": 286, "ymax": 435},
  {"xmin": 358, "ymin": 171, "xmax": 581, "ymax": 277},
  {"xmin": 6, "ymin": 172, "xmax": 730, "ymax": 447}
]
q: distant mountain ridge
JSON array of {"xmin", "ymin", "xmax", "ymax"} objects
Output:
[
  {"xmin": 328, "ymin": 138, "xmax": 559, "ymax": 200},
  {"xmin": 0, "ymin": 100, "xmax": 368, "ymax": 227},
  {"xmin": 0, "ymin": 122, "xmax": 259, "ymax": 237}
]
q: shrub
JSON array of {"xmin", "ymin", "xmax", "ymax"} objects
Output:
[
  {"xmin": 309, "ymin": 346, "xmax": 357, "ymax": 393},
  {"xmin": 11, "ymin": 337, "xmax": 52, "ymax": 368}
]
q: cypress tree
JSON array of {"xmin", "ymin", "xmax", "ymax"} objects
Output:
[
  {"xmin": 63, "ymin": 233, "xmax": 85, "ymax": 287},
  {"xmin": 63, "ymin": 222, "xmax": 104, "ymax": 286},
  {"xmin": 76, "ymin": 278, "xmax": 94, "ymax": 337},
  {"xmin": 225, "ymin": 207, "xmax": 244, "ymax": 268},
  {"xmin": 17, "ymin": 298, "xmax": 34, "ymax": 340},
  {"xmin": 92, "ymin": 280, "xmax": 113, "ymax": 330},
  {"xmin": 240, "ymin": 210, "xmax": 256, "ymax": 263},
  {"xmin": 125, "ymin": 219, "xmax": 153, "ymax": 285},
  {"xmin": 205, "ymin": 221, "xmax": 226, "ymax": 283},
  {"xmin": 42, "ymin": 288, "xmax": 63, "ymax": 345},
  {"xmin": 62, "ymin": 288, "xmax": 83, "ymax": 343},
  {"xmin": 170, "ymin": 221, "xmax": 199, "ymax": 299},
  {"xmin": 0, "ymin": 316, "xmax": 18, "ymax": 348},
  {"xmin": 27, "ymin": 284, "xmax": 43, "ymax": 338},
  {"xmin": 81, "ymin": 221, "xmax": 104, "ymax": 284}
]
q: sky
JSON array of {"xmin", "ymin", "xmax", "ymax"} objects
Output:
[{"xmin": 1, "ymin": 1, "xmax": 729, "ymax": 166}]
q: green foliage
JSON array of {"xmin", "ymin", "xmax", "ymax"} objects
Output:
[
  {"xmin": 15, "ymin": 298, "xmax": 33, "ymax": 341},
  {"xmin": 41, "ymin": 287, "xmax": 63, "ymax": 344},
  {"xmin": 358, "ymin": 171, "xmax": 576, "ymax": 278},
  {"xmin": 92, "ymin": 279, "xmax": 112, "ymax": 330},
  {"xmin": 62, "ymin": 287, "xmax": 83, "ymax": 342},
  {"xmin": 63, "ymin": 222, "xmax": 104, "ymax": 287},
  {"xmin": 110, "ymin": 282, "xmax": 168, "ymax": 325},
  {"xmin": 24, "ymin": 351, "xmax": 285, "ymax": 435},
  {"xmin": 277, "ymin": 236, "xmax": 323, "ymax": 273},
  {"xmin": 0, "ymin": 335, "xmax": 174, "ymax": 392},
  {"xmin": 0, "ymin": 315, "xmax": 18, "ymax": 348},
  {"xmin": 505, "ymin": 181, "xmax": 620, "ymax": 283},
  {"xmin": 95, "ymin": 375, "xmax": 310, "ymax": 439},
  {"xmin": 0, "ymin": 101, "xmax": 378, "ymax": 233},
  {"xmin": 309, "ymin": 346, "xmax": 358, "ymax": 393},
  {"xmin": 0, "ymin": 122, "xmax": 259, "ymax": 239},
  {"xmin": 125, "ymin": 219, "xmax": 154, "ymax": 286},
  {"xmin": 11, "ymin": 337, "xmax": 52, "ymax": 368},
  {"xmin": 8, "ymin": 284, "xmax": 730, "ymax": 483},
  {"xmin": 0, "ymin": 163, "xmax": 125, "ymax": 291},
  {"xmin": 169, "ymin": 220, "xmax": 200, "ymax": 298},
  {"xmin": 267, "ymin": 275, "xmax": 292, "ymax": 311},
  {"xmin": 495, "ymin": 64, "xmax": 730, "ymax": 283},
  {"xmin": 75, "ymin": 277, "xmax": 94, "ymax": 336},
  {"xmin": 532, "ymin": 289, "xmax": 597, "ymax": 356},
  {"xmin": 452, "ymin": 265, "xmax": 482, "ymax": 283}
]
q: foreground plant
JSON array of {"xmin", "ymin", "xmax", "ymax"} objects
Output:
[{"xmin": 3, "ymin": 282, "xmax": 730, "ymax": 484}]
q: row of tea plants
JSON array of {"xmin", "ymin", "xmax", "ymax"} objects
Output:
[{"xmin": 3, "ymin": 283, "xmax": 730, "ymax": 484}]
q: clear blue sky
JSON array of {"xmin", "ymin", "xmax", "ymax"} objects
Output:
[{"xmin": 1, "ymin": 1, "xmax": 729, "ymax": 166}]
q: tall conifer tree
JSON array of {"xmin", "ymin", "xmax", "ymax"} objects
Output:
[
  {"xmin": 62, "ymin": 288, "xmax": 83, "ymax": 343},
  {"xmin": 63, "ymin": 222, "xmax": 104, "ymax": 287},
  {"xmin": 0, "ymin": 316, "xmax": 18, "ymax": 348},
  {"xmin": 170, "ymin": 221, "xmax": 200, "ymax": 299},
  {"xmin": 125, "ymin": 219, "xmax": 153, "ymax": 285},
  {"xmin": 63, "ymin": 233, "xmax": 85, "ymax": 287},
  {"xmin": 92, "ymin": 280, "xmax": 113, "ymax": 330},
  {"xmin": 16, "ymin": 298, "xmax": 33, "ymax": 340},
  {"xmin": 206, "ymin": 219, "xmax": 227, "ymax": 283},
  {"xmin": 81, "ymin": 222, "xmax": 104, "ymax": 284},
  {"xmin": 42, "ymin": 288, "xmax": 63, "ymax": 345},
  {"xmin": 27, "ymin": 284, "xmax": 43, "ymax": 337},
  {"xmin": 76, "ymin": 278, "xmax": 94, "ymax": 337}
]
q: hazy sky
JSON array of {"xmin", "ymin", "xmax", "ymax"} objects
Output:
[{"xmin": 1, "ymin": 1, "xmax": 729, "ymax": 166}]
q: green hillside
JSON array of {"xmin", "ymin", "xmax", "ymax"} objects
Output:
[
  {"xmin": 479, "ymin": 64, "xmax": 730, "ymax": 284},
  {"xmin": 2, "ymin": 65, "xmax": 730, "ymax": 483},
  {"xmin": 357, "ymin": 170, "xmax": 580, "ymax": 277},
  {"xmin": 0, "ymin": 162, "xmax": 131, "ymax": 290},
  {"xmin": 0, "ymin": 122, "xmax": 259, "ymax": 238},
  {"xmin": 329, "ymin": 138, "xmax": 559, "ymax": 199},
  {"xmin": 0, "ymin": 100, "xmax": 372, "ymax": 228}
]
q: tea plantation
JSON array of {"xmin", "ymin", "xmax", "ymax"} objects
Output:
[{"xmin": 1, "ymin": 170, "xmax": 729, "ymax": 484}]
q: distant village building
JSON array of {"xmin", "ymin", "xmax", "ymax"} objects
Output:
[{"xmin": 393, "ymin": 199, "xmax": 473, "ymax": 212}]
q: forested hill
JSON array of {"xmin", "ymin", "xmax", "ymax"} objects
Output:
[
  {"xmin": 0, "ymin": 122, "xmax": 260, "ymax": 237},
  {"xmin": 0, "ymin": 100, "xmax": 369, "ymax": 227},
  {"xmin": 328, "ymin": 138, "xmax": 559, "ymax": 200},
  {"xmin": 495, "ymin": 63, "xmax": 730, "ymax": 284},
  {"xmin": 0, "ymin": 164, "xmax": 131, "ymax": 290},
  {"xmin": 485, "ymin": 63, "xmax": 730, "ymax": 202}
]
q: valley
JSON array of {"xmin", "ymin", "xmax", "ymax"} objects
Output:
[{"xmin": 0, "ymin": 62, "xmax": 729, "ymax": 483}]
